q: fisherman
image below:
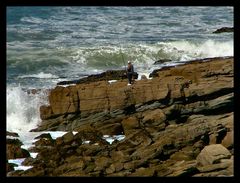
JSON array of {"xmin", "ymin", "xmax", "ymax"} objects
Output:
[{"xmin": 127, "ymin": 61, "xmax": 134, "ymax": 85}]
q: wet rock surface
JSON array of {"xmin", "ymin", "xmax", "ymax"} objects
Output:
[{"xmin": 6, "ymin": 131, "xmax": 31, "ymax": 174}]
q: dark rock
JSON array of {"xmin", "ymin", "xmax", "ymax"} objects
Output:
[
  {"xmin": 19, "ymin": 166, "xmax": 45, "ymax": 176},
  {"xmin": 34, "ymin": 133, "xmax": 53, "ymax": 140},
  {"xmin": 34, "ymin": 138, "xmax": 54, "ymax": 147},
  {"xmin": 141, "ymin": 75, "xmax": 148, "ymax": 80},
  {"xmin": 40, "ymin": 105, "xmax": 53, "ymax": 120},
  {"xmin": 213, "ymin": 27, "xmax": 233, "ymax": 34},
  {"xmin": 7, "ymin": 138, "xmax": 30, "ymax": 159},
  {"xmin": 62, "ymin": 131, "xmax": 74, "ymax": 144},
  {"xmin": 153, "ymin": 59, "xmax": 172, "ymax": 65},
  {"xmin": 6, "ymin": 162, "xmax": 16, "ymax": 173},
  {"xmin": 58, "ymin": 70, "xmax": 127, "ymax": 85},
  {"xmin": 7, "ymin": 131, "xmax": 19, "ymax": 138},
  {"xmin": 130, "ymin": 167, "xmax": 156, "ymax": 176},
  {"xmin": 27, "ymin": 89, "xmax": 41, "ymax": 95},
  {"xmin": 7, "ymin": 138, "xmax": 22, "ymax": 146}
]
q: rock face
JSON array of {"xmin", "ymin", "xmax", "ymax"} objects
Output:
[
  {"xmin": 12, "ymin": 57, "xmax": 233, "ymax": 177},
  {"xmin": 57, "ymin": 70, "xmax": 138, "ymax": 85},
  {"xmin": 213, "ymin": 27, "xmax": 233, "ymax": 34},
  {"xmin": 153, "ymin": 59, "xmax": 172, "ymax": 65},
  {"xmin": 7, "ymin": 138, "xmax": 30, "ymax": 159},
  {"xmin": 196, "ymin": 144, "xmax": 232, "ymax": 166},
  {"xmin": 6, "ymin": 131, "xmax": 30, "ymax": 174}
]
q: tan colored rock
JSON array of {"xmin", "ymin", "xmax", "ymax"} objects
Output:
[
  {"xmin": 7, "ymin": 139, "xmax": 30, "ymax": 159},
  {"xmin": 49, "ymin": 85, "xmax": 79, "ymax": 115},
  {"xmin": 108, "ymin": 82, "xmax": 135, "ymax": 111},
  {"xmin": 123, "ymin": 160, "xmax": 142, "ymax": 170},
  {"xmin": 221, "ymin": 131, "xmax": 233, "ymax": 149},
  {"xmin": 105, "ymin": 164, "xmax": 115, "ymax": 174},
  {"xmin": 142, "ymin": 108, "xmax": 166, "ymax": 127},
  {"xmin": 24, "ymin": 57, "xmax": 233, "ymax": 177},
  {"xmin": 77, "ymin": 81, "xmax": 109, "ymax": 116},
  {"xmin": 55, "ymin": 136, "xmax": 64, "ymax": 147},
  {"xmin": 105, "ymin": 162, "xmax": 124, "ymax": 174},
  {"xmin": 167, "ymin": 160, "xmax": 198, "ymax": 177},
  {"xmin": 40, "ymin": 105, "xmax": 53, "ymax": 120},
  {"xmin": 53, "ymin": 158, "xmax": 86, "ymax": 175},
  {"xmin": 209, "ymin": 133, "xmax": 218, "ymax": 145},
  {"xmin": 121, "ymin": 116, "xmax": 140, "ymax": 136},
  {"xmin": 38, "ymin": 57, "xmax": 233, "ymax": 132},
  {"xmin": 170, "ymin": 146, "xmax": 195, "ymax": 161},
  {"xmin": 94, "ymin": 156, "xmax": 111, "ymax": 171},
  {"xmin": 97, "ymin": 123, "xmax": 123, "ymax": 135},
  {"xmin": 62, "ymin": 131, "xmax": 74, "ymax": 144},
  {"xmin": 116, "ymin": 130, "xmax": 152, "ymax": 151},
  {"xmin": 22, "ymin": 168, "xmax": 45, "ymax": 176},
  {"xmin": 106, "ymin": 170, "xmax": 132, "ymax": 176},
  {"xmin": 196, "ymin": 144, "xmax": 231, "ymax": 166},
  {"xmin": 130, "ymin": 167, "xmax": 155, "ymax": 176},
  {"xmin": 6, "ymin": 163, "xmax": 15, "ymax": 173},
  {"xmin": 110, "ymin": 151, "xmax": 125, "ymax": 162},
  {"xmin": 197, "ymin": 159, "xmax": 232, "ymax": 173},
  {"xmin": 34, "ymin": 138, "xmax": 54, "ymax": 147},
  {"xmin": 113, "ymin": 162, "xmax": 124, "ymax": 172}
]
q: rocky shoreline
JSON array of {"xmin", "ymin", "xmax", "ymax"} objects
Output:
[{"xmin": 7, "ymin": 56, "xmax": 234, "ymax": 176}]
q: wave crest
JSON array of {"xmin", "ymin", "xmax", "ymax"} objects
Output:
[{"xmin": 18, "ymin": 72, "xmax": 59, "ymax": 79}]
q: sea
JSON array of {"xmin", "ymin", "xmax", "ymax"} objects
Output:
[{"xmin": 6, "ymin": 6, "xmax": 233, "ymax": 170}]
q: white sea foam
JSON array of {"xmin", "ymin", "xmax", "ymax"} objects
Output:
[
  {"xmin": 102, "ymin": 135, "xmax": 125, "ymax": 144},
  {"xmin": 19, "ymin": 131, "xmax": 78, "ymax": 151},
  {"xmin": 30, "ymin": 153, "xmax": 38, "ymax": 159},
  {"xmin": 8, "ymin": 158, "xmax": 33, "ymax": 171},
  {"xmin": 14, "ymin": 165, "xmax": 33, "ymax": 171},
  {"xmin": 83, "ymin": 140, "xmax": 91, "ymax": 144},
  {"xmin": 18, "ymin": 72, "xmax": 59, "ymax": 79},
  {"xmin": 69, "ymin": 39, "xmax": 233, "ymax": 72},
  {"xmin": 7, "ymin": 86, "xmax": 48, "ymax": 134},
  {"xmin": 161, "ymin": 40, "xmax": 233, "ymax": 61},
  {"xmin": 108, "ymin": 80, "xmax": 117, "ymax": 84},
  {"xmin": 20, "ymin": 16, "xmax": 47, "ymax": 24},
  {"xmin": 46, "ymin": 131, "xmax": 78, "ymax": 139},
  {"xmin": 8, "ymin": 158, "xmax": 25, "ymax": 165}
]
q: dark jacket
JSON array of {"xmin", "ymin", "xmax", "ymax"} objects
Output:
[{"xmin": 127, "ymin": 64, "xmax": 134, "ymax": 74}]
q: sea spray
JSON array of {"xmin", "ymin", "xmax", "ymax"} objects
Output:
[
  {"xmin": 7, "ymin": 40, "xmax": 233, "ymax": 83},
  {"xmin": 7, "ymin": 85, "xmax": 49, "ymax": 134}
]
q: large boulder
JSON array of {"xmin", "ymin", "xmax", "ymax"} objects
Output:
[
  {"xmin": 196, "ymin": 144, "xmax": 231, "ymax": 166},
  {"xmin": 142, "ymin": 109, "xmax": 166, "ymax": 129},
  {"xmin": 121, "ymin": 116, "xmax": 140, "ymax": 136},
  {"xmin": 7, "ymin": 138, "xmax": 30, "ymax": 159}
]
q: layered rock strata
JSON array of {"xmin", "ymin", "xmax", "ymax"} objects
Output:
[{"xmin": 9, "ymin": 57, "xmax": 233, "ymax": 176}]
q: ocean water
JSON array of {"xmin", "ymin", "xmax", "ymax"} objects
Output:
[{"xmin": 7, "ymin": 7, "xmax": 233, "ymax": 146}]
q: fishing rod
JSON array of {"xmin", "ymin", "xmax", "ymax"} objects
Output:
[{"xmin": 120, "ymin": 47, "xmax": 127, "ymax": 71}]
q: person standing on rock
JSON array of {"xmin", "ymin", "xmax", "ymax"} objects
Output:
[{"xmin": 127, "ymin": 61, "xmax": 134, "ymax": 85}]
